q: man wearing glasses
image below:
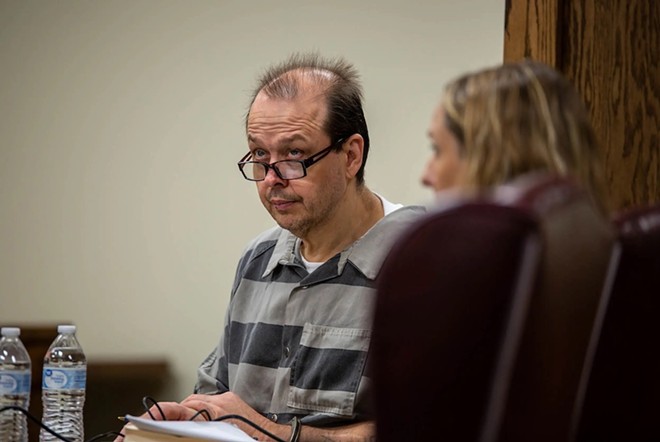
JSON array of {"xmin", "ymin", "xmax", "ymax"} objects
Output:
[{"xmin": 139, "ymin": 53, "xmax": 423, "ymax": 441}]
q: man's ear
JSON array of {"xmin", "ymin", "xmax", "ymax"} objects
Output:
[{"xmin": 343, "ymin": 134, "xmax": 364, "ymax": 179}]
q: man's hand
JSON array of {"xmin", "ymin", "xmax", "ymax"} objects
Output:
[
  {"xmin": 112, "ymin": 401, "xmax": 201, "ymax": 442},
  {"xmin": 112, "ymin": 393, "xmax": 289, "ymax": 442},
  {"xmin": 179, "ymin": 394, "xmax": 377, "ymax": 441},
  {"xmin": 180, "ymin": 392, "xmax": 287, "ymax": 440},
  {"xmin": 111, "ymin": 392, "xmax": 376, "ymax": 441}
]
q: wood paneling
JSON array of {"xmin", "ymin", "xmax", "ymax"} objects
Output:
[
  {"xmin": 562, "ymin": 1, "xmax": 659, "ymax": 209},
  {"xmin": 504, "ymin": 0, "xmax": 561, "ymax": 66},
  {"xmin": 85, "ymin": 360, "xmax": 171, "ymax": 439},
  {"xmin": 505, "ymin": 0, "xmax": 660, "ymax": 210}
]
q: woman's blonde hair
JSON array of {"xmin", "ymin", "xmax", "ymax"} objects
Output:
[{"xmin": 441, "ymin": 59, "xmax": 609, "ymax": 212}]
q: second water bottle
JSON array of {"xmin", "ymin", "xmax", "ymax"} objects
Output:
[{"xmin": 40, "ymin": 325, "xmax": 86, "ymax": 442}]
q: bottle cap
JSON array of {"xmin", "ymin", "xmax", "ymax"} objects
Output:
[
  {"xmin": 1, "ymin": 327, "xmax": 20, "ymax": 337},
  {"xmin": 57, "ymin": 325, "xmax": 77, "ymax": 334}
]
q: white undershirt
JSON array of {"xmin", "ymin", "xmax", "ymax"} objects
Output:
[{"xmin": 300, "ymin": 193, "xmax": 403, "ymax": 272}]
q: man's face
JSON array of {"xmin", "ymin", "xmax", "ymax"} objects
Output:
[
  {"xmin": 421, "ymin": 106, "xmax": 465, "ymax": 193},
  {"xmin": 246, "ymin": 90, "xmax": 348, "ymax": 238}
]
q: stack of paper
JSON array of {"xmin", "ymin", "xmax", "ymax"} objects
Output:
[{"xmin": 122, "ymin": 415, "xmax": 256, "ymax": 442}]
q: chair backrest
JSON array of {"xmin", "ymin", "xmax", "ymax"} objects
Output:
[
  {"xmin": 371, "ymin": 173, "xmax": 617, "ymax": 442},
  {"xmin": 576, "ymin": 203, "xmax": 660, "ymax": 441}
]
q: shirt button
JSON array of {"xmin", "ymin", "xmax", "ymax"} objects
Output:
[
  {"xmin": 301, "ymin": 286, "xmax": 309, "ymax": 289},
  {"xmin": 284, "ymin": 346, "xmax": 290, "ymax": 357},
  {"xmin": 270, "ymin": 413, "xmax": 278, "ymax": 422}
]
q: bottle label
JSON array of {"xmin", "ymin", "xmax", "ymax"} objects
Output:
[
  {"xmin": 0, "ymin": 370, "xmax": 31, "ymax": 395},
  {"xmin": 42, "ymin": 367, "xmax": 86, "ymax": 390}
]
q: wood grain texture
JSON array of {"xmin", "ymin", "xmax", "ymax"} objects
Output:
[
  {"xmin": 562, "ymin": 0, "xmax": 659, "ymax": 209},
  {"xmin": 504, "ymin": 0, "xmax": 659, "ymax": 210},
  {"xmin": 504, "ymin": 0, "xmax": 561, "ymax": 65}
]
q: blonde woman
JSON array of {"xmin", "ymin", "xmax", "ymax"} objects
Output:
[
  {"xmin": 372, "ymin": 60, "xmax": 616, "ymax": 442},
  {"xmin": 420, "ymin": 59, "xmax": 609, "ymax": 214}
]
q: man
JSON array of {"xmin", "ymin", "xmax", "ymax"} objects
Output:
[{"xmin": 124, "ymin": 53, "xmax": 423, "ymax": 442}]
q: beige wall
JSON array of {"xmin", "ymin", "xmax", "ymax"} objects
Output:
[{"xmin": 0, "ymin": 0, "xmax": 504, "ymax": 400}]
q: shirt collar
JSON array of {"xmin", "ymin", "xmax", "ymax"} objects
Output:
[
  {"xmin": 262, "ymin": 228, "xmax": 299, "ymax": 277},
  {"xmin": 261, "ymin": 205, "xmax": 425, "ymax": 280}
]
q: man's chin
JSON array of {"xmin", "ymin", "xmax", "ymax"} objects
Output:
[
  {"xmin": 271, "ymin": 214, "xmax": 306, "ymax": 237},
  {"xmin": 271, "ymin": 212, "xmax": 292, "ymax": 228}
]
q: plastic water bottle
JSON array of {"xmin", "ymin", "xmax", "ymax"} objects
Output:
[
  {"xmin": 40, "ymin": 325, "xmax": 86, "ymax": 442},
  {"xmin": 0, "ymin": 327, "xmax": 32, "ymax": 442}
]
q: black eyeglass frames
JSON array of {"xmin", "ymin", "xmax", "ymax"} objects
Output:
[{"xmin": 237, "ymin": 138, "xmax": 346, "ymax": 181}]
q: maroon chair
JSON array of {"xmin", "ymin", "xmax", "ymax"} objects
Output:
[
  {"xmin": 576, "ymin": 203, "xmax": 660, "ymax": 441},
  {"xmin": 371, "ymin": 173, "xmax": 617, "ymax": 442}
]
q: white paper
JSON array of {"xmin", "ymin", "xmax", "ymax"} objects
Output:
[{"xmin": 125, "ymin": 415, "xmax": 256, "ymax": 442}]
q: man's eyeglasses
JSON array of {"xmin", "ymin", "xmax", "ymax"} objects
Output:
[{"xmin": 237, "ymin": 138, "xmax": 345, "ymax": 181}]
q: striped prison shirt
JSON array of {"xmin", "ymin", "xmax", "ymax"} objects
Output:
[{"xmin": 195, "ymin": 203, "xmax": 424, "ymax": 426}]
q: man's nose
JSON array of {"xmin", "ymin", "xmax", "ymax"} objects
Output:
[{"xmin": 263, "ymin": 165, "xmax": 286, "ymax": 185}]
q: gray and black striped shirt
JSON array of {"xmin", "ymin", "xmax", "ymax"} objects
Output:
[{"xmin": 195, "ymin": 204, "xmax": 424, "ymax": 426}]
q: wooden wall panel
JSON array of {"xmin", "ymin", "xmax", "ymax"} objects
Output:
[
  {"xmin": 504, "ymin": 0, "xmax": 561, "ymax": 66},
  {"xmin": 505, "ymin": 0, "xmax": 659, "ymax": 210},
  {"xmin": 562, "ymin": 0, "xmax": 659, "ymax": 209}
]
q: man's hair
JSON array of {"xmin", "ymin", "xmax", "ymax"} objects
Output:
[
  {"xmin": 441, "ymin": 59, "xmax": 609, "ymax": 213},
  {"xmin": 246, "ymin": 52, "xmax": 370, "ymax": 185}
]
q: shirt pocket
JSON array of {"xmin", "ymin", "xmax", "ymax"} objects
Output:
[{"xmin": 287, "ymin": 323, "xmax": 371, "ymax": 417}]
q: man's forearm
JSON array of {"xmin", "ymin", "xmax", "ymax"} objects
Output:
[{"xmin": 297, "ymin": 420, "xmax": 376, "ymax": 442}]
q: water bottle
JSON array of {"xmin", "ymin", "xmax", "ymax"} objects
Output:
[
  {"xmin": 40, "ymin": 325, "xmax": 86, "ymax": 442},
  {"xmin": 0, "ymin": 327, "xmax": 31, "ymax": 442}
]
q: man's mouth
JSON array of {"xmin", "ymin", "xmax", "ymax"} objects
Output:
[{"xmin": 270, "ymin": 199, "xmax": 296, "ymax": 211}]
